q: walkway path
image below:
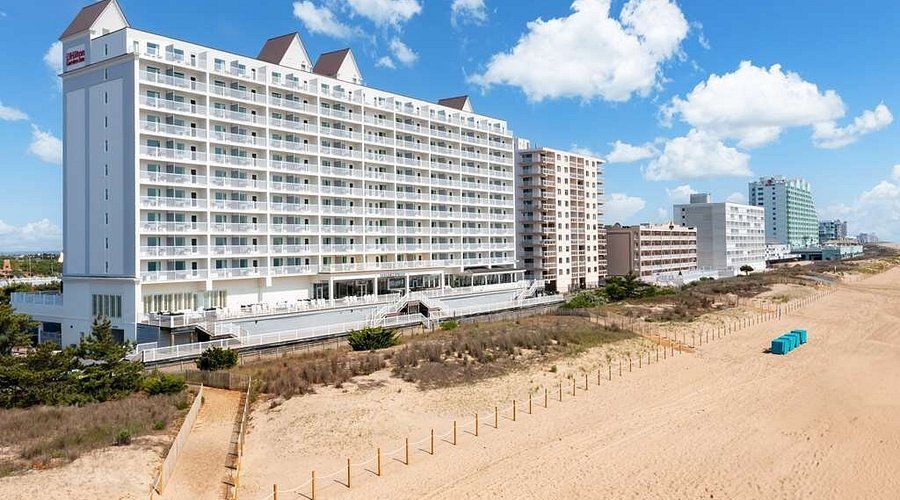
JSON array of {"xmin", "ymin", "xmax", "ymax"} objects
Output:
[{"xmin": 162, "ymin": 387, "xmax": 242, "ymax": 500}]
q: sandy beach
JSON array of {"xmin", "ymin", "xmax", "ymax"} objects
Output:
[{"xmin": 239, "ymin": 266, "xmax": 900, "ymax": 499}]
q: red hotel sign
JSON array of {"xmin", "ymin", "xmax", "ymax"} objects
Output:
[{"xmin": 66, "ymin": 48, "xmax": 86, "ymax": 67}]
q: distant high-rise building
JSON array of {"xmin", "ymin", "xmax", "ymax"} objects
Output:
[
  {"xmin": 748, "ymin": 176, "xmax": 818, "ymax": 248},
  {"xmin": 674, "ymin": 193, "xmax": 766, "ymax": 275},
  {"xmin": 818, "ymin": 219, "xmax": 848, "ymax": 243},
  {"xmin": 516, "ymin": 146, "xmax": 605, "ymax": 293},
  {"xmin": 857, "ymin": 233, "xmax": 879, "ymax": 244}
]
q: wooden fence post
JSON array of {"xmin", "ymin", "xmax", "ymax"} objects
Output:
[
  {"xmin": 347, "ymin": 458, "xmax": 351, "ymax": 488},
  {"xmin": 529, "ymin": 393, "xmax": 533, "ymax": 414},
  {"xmin": 559, "ymin": 382, "xmax": 563, "ymax": 401},
  {"xmin": 475, "ymin": 413, "xmax": 479, "ymax": 436},
  {"xmin": 495, "ymin": 406, "xmax": 499, "ymax": 428},
  {"xmin": 406, "ymin": 437, "xmax": 410, "ymax": 464},
  {"xmin": 513, "ymin": 400, "xmax": 517, "ymax": 421},
  {"xmin": 584, "ymin": 373, "xmax": 588, "ymax": 391},
  {"xmin": 453, "ymin": 421, "xmax": 457, "ymax": 445},
  {"xmin": 544, "ymin": 388, "xmax": 548, "ymax": 408},
  {"xmin": 572, "ymin": 377, "xmax": 576, "ymax": 396},
  {"xmin": 311, "ymin": 471, "xmax": 316, "ymax": 500},
  {"xmin": 609, "ymin": 364, "xmax": 612, "ymax": 381},
  {"xmin": 430, "ymin": 430, "xmax": 434, "ymax": 455},
  {"xmin": 629, "ymin": 355, "xmax": 632, "ymax": 372},
  {"xmin": 377, "ymin": 448, "xmax": 381, "ymax": 476}
]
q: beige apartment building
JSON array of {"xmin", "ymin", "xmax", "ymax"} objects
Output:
[
  {"xmin": 606, "ymin": 222, "xmax": 698, "ymax": 281},
  {"xmin": 516, "ymin": 145, "xmax": 606, "ymax": 293}
]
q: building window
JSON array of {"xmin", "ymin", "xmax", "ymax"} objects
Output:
[
  {"xmin": 92, "ymin": 294, "xmax": 122, "ymax": 318},
  {"xmin": 147, "ymin": 43, "xmax": 159, "ymax": 57}
]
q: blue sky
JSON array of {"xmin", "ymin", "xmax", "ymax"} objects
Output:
[{"xmin": 0, "ymin": 0, "xmax": 898, "ymax": 251}]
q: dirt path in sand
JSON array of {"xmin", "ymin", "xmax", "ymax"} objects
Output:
[
  {"xmin": 241, "ymin": 266, "xmax": 900, "ymax": 500},
  {"xmin": 162, "ymin": 387, "xmax": 241, "ymax": 500}
]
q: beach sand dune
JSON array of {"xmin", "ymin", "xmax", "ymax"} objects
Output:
[{"xmin": 241, "ymin": 266, "xmax": 900, "ymax": 499}]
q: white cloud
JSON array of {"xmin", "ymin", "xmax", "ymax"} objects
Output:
[
  {"xmin": 665, "ymin": 184, "xmax": 696, "ymax": 203},
  {"xmin": 451, "ymin": 0, "xmax": 488, "ymax": 27},
  {"xmin": 0, "ymin": 219, "xmax": 62, "ymax": 252},
  {"xmin": 662, "ymin": 61, "xmax": 846, "ymax": 148},
  {"xmin": 605, "ymin": 140, "xmax": 658, "ymax": 163},
  {"xmin": 28, "ymin": 125, "xmax": 63, "ymax": 166},
  {"xmin": 726, "ymin": 191, "xmax": 747, "ymax": 204},
  {"xmin": 0, "ymin": 101, "xmax": 28, "ymax": 121},
  {"xmin": 569, "ymin": 145, "xmax": 601, "ymax": 158},
  {"xmin": 293, "ymin": 1, "xmax": 357, "ymax": 39},
  {"xmin": 375, "ymin": 56, "xmax": 396, "ymax": 69},
  {"xmin": 825, "ymin": 180, "xmax": 900, "ymax": 241},
  {"xmin": 345, "ymin": 0, "xmax": 422, "ymax": 27},
  {"xmin": 812, "ymin": 103, "xmax": 893, "ymax": 149},
  {"xmin": 655, "ymin": 207, "xmax": 670, "ymax": 222},
  {"xmin": 892, "ymin": 164, "xmax": 900, "ymax": 181},
  {"xmin": 469, "ymin": 0, "xmax": 689, "ymax": 102},
  {"xmin": 643, "ymin": 129, "xmax": 751, "ymax": 180},
  {"xmin": 389, "ymin": 38, "xmax": 418, "ymax": 66},
  {"xmin": 44, "ymin": 41, "xmax": 63, "ymax": 75},
  {"xmin": 605, "ymin": 192, "xmax": 646, "ymax": 224}
]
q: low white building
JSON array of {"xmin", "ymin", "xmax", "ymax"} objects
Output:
[{"xmin": 674, "ymin": 193, "xmax": 766, "ymax": 276}]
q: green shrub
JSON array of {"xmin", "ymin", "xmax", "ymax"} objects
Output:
[
  {"xmin": 195, "ymin": 347, "xmax": 238, "ymax": 371},
  {"xmin": 142, "ymin": 372, "xmax": 186, "ymax": 395},
  {"xmin": 347, "ymin": 327, "xmax": 399, "ymax": 351},
  {"xmin": 114, "ymin": 429, "xmax": 132, "ymax": 446},
  {"xmin": 440, "ymin": 320, "xmax": 459, "ymax": 331},
  {"xmin": 153, "ymin": 420, "xmax": 166, "ymax": 430},
  {"xmin": 562, "ymin": 291, "xmax": 606, "ymax": 309}
]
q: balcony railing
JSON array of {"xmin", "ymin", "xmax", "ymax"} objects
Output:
[
  {"xmin": 140, "ymin": 170, "xmax": 206, "ymax": 186},
  {"xmin": 140, "ymin": 95, "xmax": 206, "ymax": 115},
  {"xmin": 140, "ymin": 221, "xmax": 207, "ymax": 232},
  {"xmin": 140, "ymin": 196, "xmax": 206, "ymax": 209},
  {"xmin": 140, "ymin": 121, "xmax": 207, "ymax": 139}
]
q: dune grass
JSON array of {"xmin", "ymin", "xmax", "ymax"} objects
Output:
[{"xmin": 0, "ymin": 391, "xmax": 192, "ymax": 476}]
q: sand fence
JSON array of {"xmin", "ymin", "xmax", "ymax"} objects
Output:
[{"xmin": 255, "ymin": 285, "xmax": 837, "ymax": 500}]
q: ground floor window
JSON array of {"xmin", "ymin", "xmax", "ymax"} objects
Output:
[
  {"xmin": 142, "ymin": 290, "xmax": 226, "ymax": 313},
  {"xmin": 92, "ymin": 294, "xmax": 122, "ymax": 318}
]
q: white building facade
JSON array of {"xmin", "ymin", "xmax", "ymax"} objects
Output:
[
  {"xmin": 515, "ymin": 146, "xmax": 605, "ymax": 293},
  {"xmin": 674, "ymin": 193, "xmax": 766, "ymax": 275},
  {"xmin": 15, "ymin": 1, "xmax": 521, "ymax": 345}
]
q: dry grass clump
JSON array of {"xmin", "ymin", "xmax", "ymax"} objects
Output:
[
  {"xmin": 241, "ymin": 351, "xmax": 386, "ymax": 399},
  {"xmin": 391, "ymin": 315, "xmax": 634, "ymax": 389},
  {"xmin": 0, "ymin": 391, "xmax": 191, "ymax": 476}
]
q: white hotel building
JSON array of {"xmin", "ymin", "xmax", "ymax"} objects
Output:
[{"xmin": 15, "ymin": 1, "xmax": 527, "ymax": 346}]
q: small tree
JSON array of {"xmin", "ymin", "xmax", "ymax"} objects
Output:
[
  {"xmin": 0, "ymin": 303, "xmax": 37, "ymax": 355},
  {"xmin": 740, "ymin": 265, "xmax": 754, "ymax": 276},
  {"xmin": 196, "ymin": 347, "xmax": 238, "ymax": 371},
  {"xmin": 74, "ymin": 317, "xmax": 144, "ymax": 403}
]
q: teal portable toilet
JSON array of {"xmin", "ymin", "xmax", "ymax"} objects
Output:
[
  {"xmin": 784, "ymin": 332, "xmax": 799, "ymax": 350},
  {"xmin": 792, "ymin": 329, "xmax": 808, "ymax": 344},
  {"xmin": 771, "ymin": 337, "xmax": 790, "ymax": 355},
  {"xmin": 778, "ymin": 334, "xmax": 795, "ymax": 351}
]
